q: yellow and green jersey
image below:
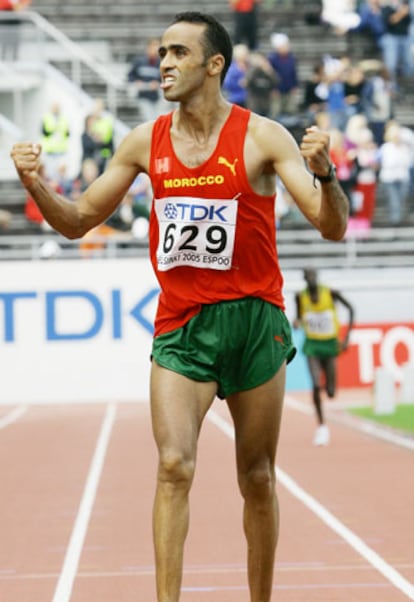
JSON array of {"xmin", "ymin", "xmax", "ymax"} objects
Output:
[{"xmin": 299, "ymin": 285, "xmax": 340, "ymax": 341}]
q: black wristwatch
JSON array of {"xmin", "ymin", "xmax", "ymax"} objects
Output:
[{"xmin": 313, "ymin": 163, "xmax": 336, "ymax": 184}]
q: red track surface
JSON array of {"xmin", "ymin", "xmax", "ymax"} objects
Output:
[{"xmin": 0, "ymin": 389, "xmax": 413, "ymax": 602}]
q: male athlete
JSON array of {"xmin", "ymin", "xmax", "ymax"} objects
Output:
[
  {"xmin": 294, "ymin": 267, "xmax": 355, "ymax": 445},
  {"xmin": 11, "ymin": 12, "xmax": 349, "ymax": 602}
]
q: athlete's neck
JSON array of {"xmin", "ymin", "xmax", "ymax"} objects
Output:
[{"xmin": 175, "ymin": 97, "xmax": 231, "ymax": 143}]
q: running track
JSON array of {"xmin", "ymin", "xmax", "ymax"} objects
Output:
[{"xmin": 1, "ymin": 389, "xmax": 413, "ymax": 602}]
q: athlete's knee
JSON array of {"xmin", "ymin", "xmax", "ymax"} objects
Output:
[
  {"xmin": 157, "ymin": 449, "xmax": 195, "ymax": 489},
  {"xmin": 239, "ymin": 460, "xmax": 275, "ymax": 502}
]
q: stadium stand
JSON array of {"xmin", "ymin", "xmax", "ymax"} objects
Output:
[{"xmin": 1, "ymin": 0, "xmax": 414, "ymax": 261}]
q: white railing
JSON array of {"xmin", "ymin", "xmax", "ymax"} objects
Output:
[
  {"xmin": 0, "ymin": 10, "xmax": 125, "ymax": 114},
  {"xmin": 0, "ymin": 232, "xmax": 149, "ymax": 260},
  {"xmin": 1, "ymin": 227, "xmax": 414, "ymax": 266}
]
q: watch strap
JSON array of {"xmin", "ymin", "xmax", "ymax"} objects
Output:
[{"xmin": 313, "ymin": 163, "xmax": 336, "ymax": 184}]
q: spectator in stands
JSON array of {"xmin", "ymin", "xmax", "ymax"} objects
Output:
[
  {"xmin": 301, "ymin": 62, "xmax": 328, "ymax": 125},
  {"xmin": 363, "ymin": 61, "xmax": 395, "ymax": 145},
  {"xmin": 323, "ymin": 55, "xmax": 349, "ymax": 131},
  {"xmin": 380, "ymin": 0, "xmax": 412, "ymax": 86},
  {"xmin": 56, "ymin": 162, "xmax": 75, "ymax": 198},
  {"xmin": 293, "ymin": 267, "xmax": 354, "ymax": 446},
  {"xmin": 81, "ymin": 113, "xmax": 103, "ymax": 165},
  {"xmin": 127, "ymin": 38, "xmax": 165, "ymax": 123},
  {"xmin": 329, "ymin": 127, "xmax": 358, "ymax": 212},
  {"xmin": 344, "ymin": 112, "xmax": 370, "ymax": 150},
  {"xmin": 314, "ymin": 109, "xmax": 332, "ymax": 131},
  {"xmin": 223, "ymin": 43, "xmax": 250, "ymax": 107},
  {"xmin": 378, "ymin": 120, "xmax": 412, "ymax": 224},
  {"xmin": 267, "ymin": 33, "xmax": 299, "ymax": 118},
  {"xmin": 89, "ymin": 98, "xmax": 114, "ymax": 175},
  {"xmin": 229, "ymin": 0, "xmax": 261, "ymax": 50},
  {"xmin": 40, "ymin": 101, "xmax": 70, "ymax": 182},
  {"xmin": 122, "ymin": 172, "xmax": 153, "ymax": 240},
  {"xmin": 70, "ymin": 158, "xmax": 100, "ymax": 201},
  {"xmin": 245, "ymin": 51, "xmax": 278, "ymax": 117},
  {"xmin": 321, "ymin": 0, "xmax": 361, "ymax": 32},
  {"xmin": 0, "ymin": 0, "xmax": 31, "ymax": 60},
  {"xmin": 398, "ymin": 121, "xmax": 414, "ymax": 200},
  {"xmin": 127, "ymin": 172, "xmax": 152, "ymax": 220},
  {"xmin": 346, "ymin": 0, "xmax": 386, "ymax": 49},
  {"xmin": 347, "ymin": 125, "xmax": 380, "ymax": 234},
  {"xmin": 343, "ymin": 62, "xmax": 371, "ymax": 120}
]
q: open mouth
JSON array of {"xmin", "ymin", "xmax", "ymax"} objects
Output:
[{"xmin": 160, "ymin": 76, "xmax": 175, "ymax": 90}]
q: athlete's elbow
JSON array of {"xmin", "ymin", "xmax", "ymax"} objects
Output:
[
  {"xmin": 322, "ymin": 226, "xmax": 346, "ymax": 241},
  {"xmin": 320, "ymin": 220, "xmax": 348, "ymax": 241},
  {"xmin": 65, "ymin": 227, "xmax": 85, "ymax": 240},
  {"xmin": 57, "ymin": 215, "xmax": 92, "ymax": 240},
  {"xmin": 66, "ymin": 222, "xmax": 96, "ymax": 240},
  {"xmin": 320, "ymin": 206, "xmax": 349, "ymax": 240}
]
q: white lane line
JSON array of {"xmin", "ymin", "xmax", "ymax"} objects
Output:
[
  {"xmin": 0, "ymin": 406, "xmax": 27, "ymax": 429},
  {"xmin": 285, "ymin": 395, "xmax": 414, "ymax": 452},
  {"xmin": 283, "ymin": 395, "xmax": 313, "ymax": 415},
  {"xmin": 354, "ymin": 421, "xmax": 414, "ymax": 451},
  {"xmin": 208, "ymin": 408, "xmax": 414, "ymax": 601},
  {"xmin": 3, "ymin": 561, "xmax": 414, "ymax": 581},
  {"xmin": 51, "ymin": 403, "xmax": 117, "ymax": 602},
  {"xmin": 275, "ymin": 467, "xmax": 414, "ymax": 599},
  {"xmin": 182, "ymin": 582, "xmax": 392, "ymax": 592}
]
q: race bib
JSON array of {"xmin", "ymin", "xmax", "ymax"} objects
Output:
[
  {"xmin": 303, "ymin": 310, "xmax": 336, "ymax": 337},
  {"xmin": 155, "ymin": 196, "xmax": 238, "ymax": 271}
]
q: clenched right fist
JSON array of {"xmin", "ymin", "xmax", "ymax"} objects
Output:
[{"xmin": 10, "ymin": 143, "xmax": 43, "ymax": 188}]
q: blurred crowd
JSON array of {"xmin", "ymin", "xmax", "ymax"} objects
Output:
[
  {"xmin": 24, "ymin": 97, "xmax": 152, "ymax": 256},
  {"xmin": 222, "ymin": 0, "xmax": 414, "ymax": 232},
  {"xmin": 3, "ymin": 0, "xmax": 414, "ymax": 246}
]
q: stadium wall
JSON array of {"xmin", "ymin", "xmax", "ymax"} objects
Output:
[{"xmin": 1, "ymin": 259, "xmax": 413, "ymax": 404}]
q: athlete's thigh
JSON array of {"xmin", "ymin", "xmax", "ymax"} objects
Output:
[
  {"xmin": 226, "ymin": 363, "xmax": 286, "ymax": 469},
  {"xmin": 150, "ymin": 360, "xmax": 217, "ymax": 456}
]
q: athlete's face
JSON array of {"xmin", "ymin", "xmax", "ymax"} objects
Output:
[
  {"xmin": 304, "ymin": 268, "xmax": 318, "ymax": 290},
  {"xmin": 158, "ymin": 22, "xmax": 210, "ymax": 102}
]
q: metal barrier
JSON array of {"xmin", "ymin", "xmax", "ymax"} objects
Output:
[{"xmin": 1, "ymin": 226, "xmax": 414, "ymax": 267}]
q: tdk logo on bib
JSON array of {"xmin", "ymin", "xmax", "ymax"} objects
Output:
[
  {"xmin": 163, "ymin": 201, "xmax": 229, "ymax": 222},
  {"xmin": 156, "ymin": 196, "xmax": 238, "ymax": 272},
  {"xmin": 164, "ymin": 203, "xmax": 178, "ymax": 219}
]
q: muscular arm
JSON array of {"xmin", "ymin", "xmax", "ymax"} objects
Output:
[
  {"xmin": 249, "ymin": 116, "xmax": 349, "ymax": 240},
  {"xmin": 10, "ymin": 122, "xmax": 152, "ymax": 239}
]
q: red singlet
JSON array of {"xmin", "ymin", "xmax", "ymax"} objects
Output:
[{"xmin": 149, "ymin": 104, "xmax": 285, "ymax": 336}]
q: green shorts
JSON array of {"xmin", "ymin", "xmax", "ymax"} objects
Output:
[
  {"xmin": 151, "ymin": 297, "xmax": 296, "ymax": 399},
  {"xmin": 303, "ymin": 337, "xmax": 339, "ymax": 357}
]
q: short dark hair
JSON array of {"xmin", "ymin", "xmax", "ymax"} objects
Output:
[{"xmin": 171, "ymin": 12, "xmax": 233, "ymax": 83}]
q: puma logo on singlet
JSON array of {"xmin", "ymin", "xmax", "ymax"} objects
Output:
[{"xmin": 218, "ymin": 156, "xmax": 238, "ymax": 176}]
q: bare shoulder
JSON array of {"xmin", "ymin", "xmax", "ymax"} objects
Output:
[
  {"xmin": 112, "ymin": 121, "xmax": 155, "ymax": 173},
  {"xmin": 246, "ymin": 113, "xmax": 303, "ymax": 166}
]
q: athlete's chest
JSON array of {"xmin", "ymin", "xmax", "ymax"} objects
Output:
[{"xmin": 170, "ymin": 133, "xmax": 221, "ymax": 169}]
